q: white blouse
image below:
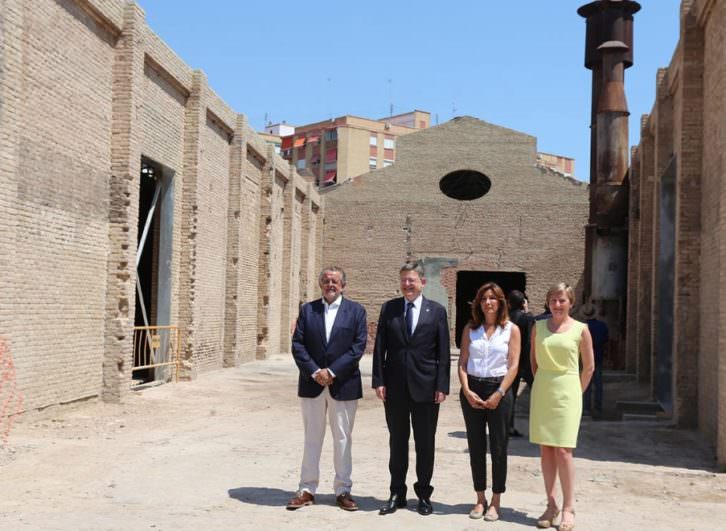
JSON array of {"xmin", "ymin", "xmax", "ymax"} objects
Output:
[{"xmin": 467, "ymin": 321, "xmax": 512, "ymax": 378}]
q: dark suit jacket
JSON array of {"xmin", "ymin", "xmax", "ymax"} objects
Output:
[
  {"xmin": 292, "ymin": 297, "xmax": 367, "ymax": 400},
  {"xmin": 371, "ymin": 296, "xmax": 451, "ymax": 403},
  {"xmin": 510, "ymin": 308, "xmax": 534, "ymax": 375}
]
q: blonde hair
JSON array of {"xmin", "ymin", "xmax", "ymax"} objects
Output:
[{"xmin": 546, "ymin": 282, "xmax": 575, "ymax": 305}]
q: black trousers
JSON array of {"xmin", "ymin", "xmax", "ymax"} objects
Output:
[
  {"xmin": 384, "ymin": 395, "xmax": 440, "ymax": 499},
  {"xmin": 460, "ymin": 376, "xmax": 512, "ymax": 493}
]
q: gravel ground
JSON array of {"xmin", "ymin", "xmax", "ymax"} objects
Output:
[{"xmin": 1, "ymin": 354, "xmax": 724, "ymax": 530}]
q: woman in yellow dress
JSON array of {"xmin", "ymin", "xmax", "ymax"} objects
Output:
[{"xmin": 529, "ymin": 283, "xmax": 594, "ymax": 531}]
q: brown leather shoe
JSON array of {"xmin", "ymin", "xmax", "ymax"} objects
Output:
[
  {"xmin": 286, "ymin": 491, "xmax": 315, "ymax": 510},
  {"xmin": 336, "ymin": 492, "xmax": 359, "ymax": 511}
]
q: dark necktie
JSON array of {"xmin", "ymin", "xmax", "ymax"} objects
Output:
[{"xmin": 405, "ymin": 301, "xmax": 414, "ymax": 336}]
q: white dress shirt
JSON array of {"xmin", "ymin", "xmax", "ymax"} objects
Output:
[
  {"xmin": 315, "ymin": 295, "xmax": 342, "ymax": 378},
  {"xmin": 323, "ymin": 295, "xmax": 342, "ymax": 342}
]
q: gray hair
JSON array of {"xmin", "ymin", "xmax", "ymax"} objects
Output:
[
  {"xmin": 399, "ymin": 261, "xmax": 425, "ymax": 278},
  {"xmin": 319, "ymin": 266, "xmax": 346, "ymax": 285}
]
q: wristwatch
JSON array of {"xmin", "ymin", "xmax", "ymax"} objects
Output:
[{"xmin": 496, "ymin": 387, "xmax": 506, "ymax": 397}]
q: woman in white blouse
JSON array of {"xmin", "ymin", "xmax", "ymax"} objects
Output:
[{"xmin": 458, "ymin": 282, "xmax": 521, "ymax": 521}]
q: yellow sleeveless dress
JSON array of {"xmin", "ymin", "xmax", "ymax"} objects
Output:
[{"xmin": 529, "ymin": 319, "xmax": 585, "ymax": 448}]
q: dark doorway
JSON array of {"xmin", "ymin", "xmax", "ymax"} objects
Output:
[
  {"xmin": 455, "ymin": 271, "xmax": 527, "ymax": 347},
  {"xmin": 135, "ymin": 160, "xmax": 160, "ymax": 328},
  {"xmin": 134, "ymin": 159, "xmax": 162, "ymax": 383},
  {"xmin": 655, "ymin": 157, "xmax": 676, "ymax": 414}
]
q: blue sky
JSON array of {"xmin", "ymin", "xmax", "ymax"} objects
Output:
[{"xmin": 140, "ymin": 1, "xmax": 681, "ymax": 181}]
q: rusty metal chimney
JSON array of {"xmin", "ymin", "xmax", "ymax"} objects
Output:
[{"xmin": 578, "ymin": 0, "xmax": 640, "ymax": 367}]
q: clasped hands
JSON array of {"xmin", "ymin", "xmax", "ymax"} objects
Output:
[
  {"xmin": 465, "ymin": 389, "xmax": 501, "ymax": 409},
  {"xmin": 313, "ymin": 368, "xmax": 334, "ymax": 386}
]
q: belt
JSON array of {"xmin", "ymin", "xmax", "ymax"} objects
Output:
[{"xmin": 467, "ymin": 375, "xmax": 504, "ymax": 383}]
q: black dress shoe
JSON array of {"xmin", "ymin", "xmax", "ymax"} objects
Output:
[
  {"xmin": 417, "ymin": 497, "xmax": 433, "ymax": 516},
  {"xmin": 379, "ymin": 493, "xmax": 407, "ymax": 515}
]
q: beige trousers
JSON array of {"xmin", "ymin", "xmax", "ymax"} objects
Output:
[{"xmin": 298, "ymin": 387, "xmax": 358, "ymax": 496}]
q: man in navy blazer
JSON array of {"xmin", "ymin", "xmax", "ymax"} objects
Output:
[
  {"xmin": 287, "ymin": 266, "xmax": 367, "ymax": 512},
  {"xmin": 372, "ymin": 261, "xmax": 451, "ymax": 516}
]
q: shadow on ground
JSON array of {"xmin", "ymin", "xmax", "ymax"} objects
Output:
[
  {"xmin": 227, "ymin": 486, "xmax": 538, "ymax": 523},
  {"xmin": 446, "ymin": 371, "xmax": 719, "ymax": 472}
]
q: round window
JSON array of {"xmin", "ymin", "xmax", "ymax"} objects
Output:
[{"xmin": 439, "ymin": 170, "xmax": 491, "ymax": 200}]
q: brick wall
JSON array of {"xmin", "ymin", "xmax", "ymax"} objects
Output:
[
  {"xmin": 672, "ymin": 5, "xmax": 704, "ymax": 429},
  {"xmin": 636, "ymin": 118, "xmax": 655, "ymax": 384},
  {"xmin": 2, "ymin": 0, "xmax": 117, "ymax": 408},
  {"xmin": 322, "ymin": 117, "xmax": 589, "ymax": 345},
  {"xmin": 0, "ymin": 0, "xmax": 322, "ymax": 413},
  {"xmin": 699, "ymin": 0, "xmax": 726, "ymax": 466},
  {"xmin": 626, "ymin": 145, "xmax": 641, "ymax": 374},
  {"xmin": 629, "ymin": 0, "xmax": 726, "ymax": 467}
]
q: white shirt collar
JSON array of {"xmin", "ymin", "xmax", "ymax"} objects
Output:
[
  {"xmin": 406, "ymin": 294, "xmax": 423, "ymax": 308},
  {"xmin": 324, "ymin": 295, "xmax": 342, "ymax": 310}
]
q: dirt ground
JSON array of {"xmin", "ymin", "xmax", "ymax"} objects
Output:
[{"xmin": 1, "ymin": 354, "xmax": 725, "ymax": 531}]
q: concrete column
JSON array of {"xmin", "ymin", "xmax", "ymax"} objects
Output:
[
  {"xmin": 637, "ymin": 117, "xmax": 655, "ymax": 385},
  {"xmin": 256, "ymin": 147, "xmax": 286, "ymax": 359},
  {"xmin": 223, "ymin": 113, "xmax": 247, "ymax": 367},
  {"xmin": 102, "ymin": 2, "xmax": 145, "ymax": 402},
  {"xmin": 177, "ymin": 70, "xmax": 207, "ymax": 379},
  {"xmin": 649, "ymin": 68, "xmax": 674, "ymax": 393},
  {"xmin": 0, "ymin": 0, "xmax": 22, "ymax": 364},
  {"xmin": 279, "ymin": 163, "xmax": 296, "ymax": 353},
  {"xmin": 672, "ymin": 7, "xmax": 704, "ymax": 428},
  {"xmin": 625, "ymin": 145, "xmax": 641, "ymax": 374}
]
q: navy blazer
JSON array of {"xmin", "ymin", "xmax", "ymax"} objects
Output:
[
  {"xmin": 371, "ymin": 296, "xmax": 451, "ymax": 403},
  {"xmin": 292, "ymin": 297, "xmax": 367, "ymax": 400}
]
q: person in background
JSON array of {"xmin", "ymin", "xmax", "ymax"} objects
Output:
[
  {"xmin": 580, "ymin": 302, "xmax": 608, "ymax": 420},
  {"xmin": 506, "ymin": 290, "xmax": 534, "ymax": 437}
]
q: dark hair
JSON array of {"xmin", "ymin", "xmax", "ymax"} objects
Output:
[
  {"xmin": 507, "ymin": 289, "xmax": 526, "ymax": 311},
  {"xmin": 470, "ymin": 282, "xmax": 509, "ymax": 328}
]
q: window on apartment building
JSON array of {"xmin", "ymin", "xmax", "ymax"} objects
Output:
[
  {"xmin": 324, "ymin": 129, "xmax": 337, "ymax": 142},
  {"xmin": 296, "ymin": 159, "xmax": 306, "ymax": 171},
  {"xmin": 281, "ymin": 149, "xmax": 292, "ymax": 159},
  {"xmin": 384, "ymin": 137, "xmax": 395, "ymax": 149},
  {"xmin": 369, "ymin": 135, "xmax": 378, "ymax": 146},
  {"xmin": 369, "ymin": 157, "xmax": 377, "ymax": 169},
  {"xmin": 383, "ymin": 159, "xmax": 394, "ymax": 168}
]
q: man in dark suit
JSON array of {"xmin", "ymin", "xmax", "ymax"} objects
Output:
[
  {"xmin": 372, "ymin": 261, "xmax": 450, "ymax": 516},
  {"xmin": 507, "ymin": 290, "xmax": 534, "ymax": 437},
  {"xmin": 286, "ymin": 266, "xmax": 367, "ymax": 512}
]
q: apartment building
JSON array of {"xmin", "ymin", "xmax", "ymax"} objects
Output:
[{"xmin": 279, "ymin": 110, "xmax": 431, "ymax": 186}]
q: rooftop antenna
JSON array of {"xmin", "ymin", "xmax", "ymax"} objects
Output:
[
  {"xmin": 326, "ymin": 77, "xmax": 332, "ymax": 119},
  {"xmin": 452, "ymin": 102, "xmax": 457, "ymax": 118},
  {"xmin": 387, "ymin": 78, "xmax": 393, "ymax": 117},
  {"xmin": 435, "ymin": 113, "xmax": 439, "ymax": 125},
  {"xmin": 264, "ymin": 112, "xmax": 269, "ymax": 126}
]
